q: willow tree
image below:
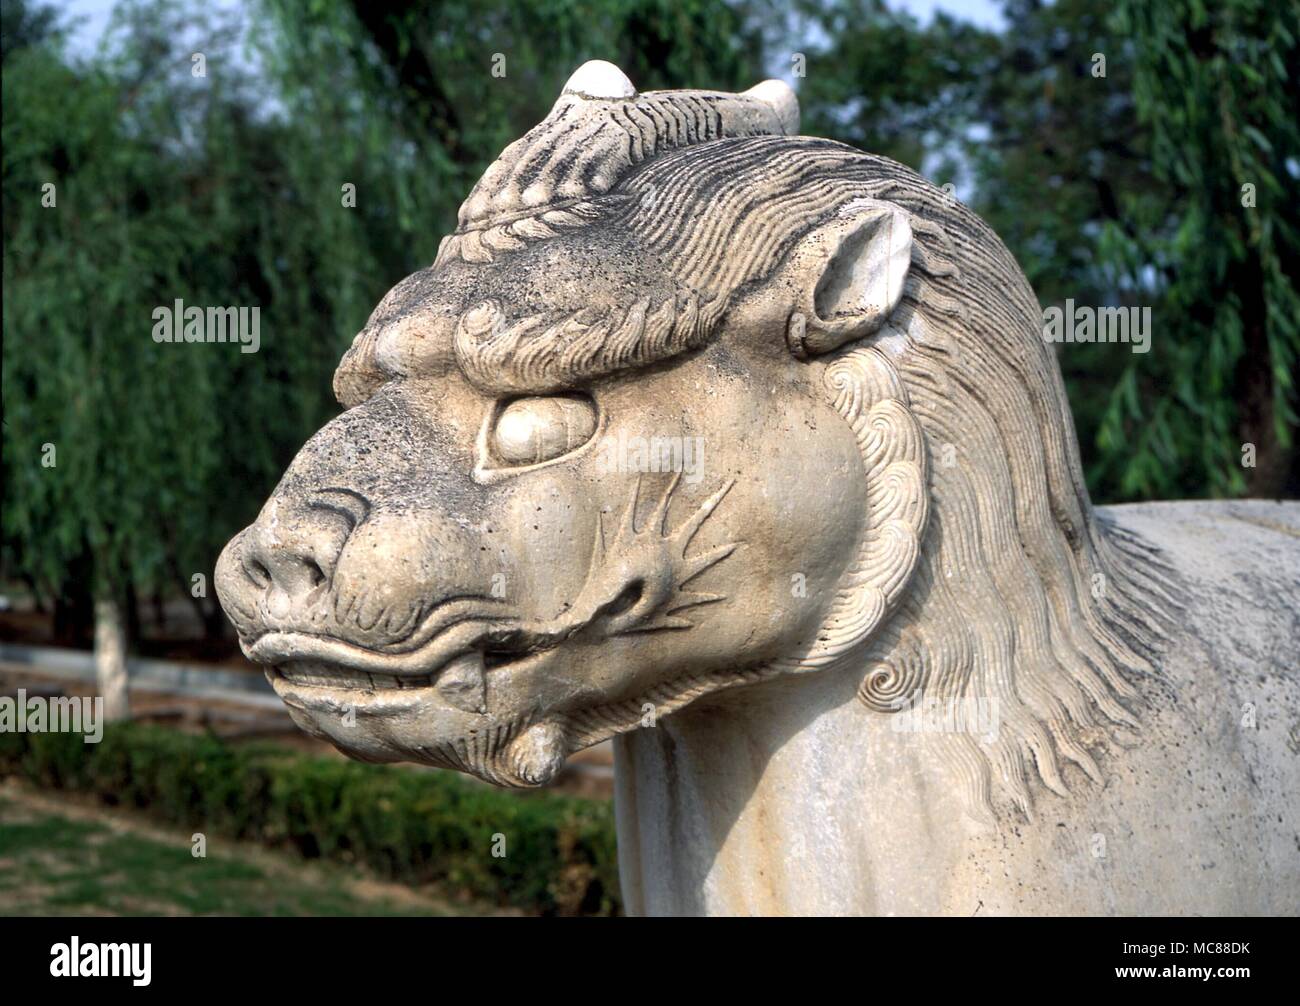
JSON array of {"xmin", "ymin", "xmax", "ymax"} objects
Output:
[
  {"xmin": 6, "ymin": 8, "xmax": 221, "ymax": 712},
  {"xmin": 2, "ymin": 1, "xmax": 342, "ymax": 708},
  {"xmin": 1101, "ymin": 0, "xmax": 1299, "ymax": 498}
]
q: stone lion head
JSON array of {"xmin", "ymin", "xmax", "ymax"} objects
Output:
[{"xmin": 217, "ymin": 62, "xmax": 1170, "ymax": 815}]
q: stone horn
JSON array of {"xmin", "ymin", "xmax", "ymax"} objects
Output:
[{"xmin": 558, "ymin": 59, "xmax": 800, "ymax": 135}]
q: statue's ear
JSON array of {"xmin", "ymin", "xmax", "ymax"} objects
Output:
[{"xmin": 785, "ymin": 199, "xmax": 913, "ymax": 359}]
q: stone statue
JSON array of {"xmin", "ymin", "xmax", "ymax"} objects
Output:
[{"xmin": 216, "ymin": 62, "xmax": 1300, "ymax": 916}]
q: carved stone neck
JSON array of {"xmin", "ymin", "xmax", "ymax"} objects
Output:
[{"xmin": 612, "ymin": 665, "xmax": 979, "ymax": 916}]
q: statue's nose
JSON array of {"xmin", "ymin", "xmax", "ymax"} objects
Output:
[
  {"xmin": 242, "ymin": 530, "xmax": 330, "ymax": 612},
  {"xmin": 217, "ymin": 498, "xmax": 357, "ymax": 626}
]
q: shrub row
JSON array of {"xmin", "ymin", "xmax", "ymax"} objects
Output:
[{"xmin": 0, "ymin": 724, "xmax": 620, "ymax": 915}]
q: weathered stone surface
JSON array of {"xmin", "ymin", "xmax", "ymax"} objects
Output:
[
  {"xmin": 616, "ymin": 500, "xmax": 1300, "ymax": 914},
  {"xmin": 216, "ymin": 64, "xmax": 1300, "ymax": 916}
]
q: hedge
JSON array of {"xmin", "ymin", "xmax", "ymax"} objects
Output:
[{"xmin": 0, "ymin": 724, "xmax": 620, "ymax": 915}]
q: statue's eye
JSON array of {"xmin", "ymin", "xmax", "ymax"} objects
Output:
[{"xmin": 490, "ymin": 395, "xmax": 597, "ymax": 466}]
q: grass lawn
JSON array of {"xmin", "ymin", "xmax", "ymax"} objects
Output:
[{"xmin": 0, "ymin": 786, "xmax": 500, "ymax": 916}]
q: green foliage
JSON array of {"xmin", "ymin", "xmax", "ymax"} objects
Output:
[
  {"xmin": 790, "ymin": 0, "xmax": 999, "ymax": 178},
  {"xmin": 1098, "ymin": 0, "xmax": 1300, "ymax": 499},
  {"xmin": 2, "ymin": 0, "xmax": 347, "ymax": 611},
  {"xmin": 787, "ymin": 0, "xmax": 1299, "ymax": 500},
  {"xmin": 0, "ymin": 723, "xmax": 620, "ymax": 915}
]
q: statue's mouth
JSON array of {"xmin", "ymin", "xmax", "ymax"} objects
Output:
[
  {"xmin": 268, "ymin": 651, "xmax": 543, "ymax": 717},
  {"xmin": 246, "ymin": 619, "xmax": 545, "ymax": 715},
  {"xmin": 259, "ymin": 642, "xmax": 564, "ymax": 786}
]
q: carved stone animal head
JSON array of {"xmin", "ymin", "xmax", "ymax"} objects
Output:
[{"xmin": 217, "ymin": 62, "xmax": 1168, "ymax": 809}]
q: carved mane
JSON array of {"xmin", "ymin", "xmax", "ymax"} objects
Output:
[{"xmin": 824, "ymin": 159, "xmax": 1185, "ymax": 820}]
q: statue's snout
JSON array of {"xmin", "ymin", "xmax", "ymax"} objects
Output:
[
  {"xmin": 215, "ymin": 488, "xmax": 362, "ymax": 641},
  {"xmin": 219, "ymin": 501, "xmax": 347, "ymax": 614}
]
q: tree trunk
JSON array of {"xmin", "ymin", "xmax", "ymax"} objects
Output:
[
  {"xmin": 1232, "ymin": 231, "xmax": 1293, "ymax": 497},
  {"xmin": 52, "ymin": 562, "xmax": 95, "ymax": 648},
  {"xmin": 94, "ymin": 598, "xmax": 130, "ymax": 722}
]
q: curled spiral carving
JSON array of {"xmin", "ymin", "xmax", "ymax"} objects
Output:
[{"xmin": 857, "ymin": 646, "xmax": 926, "ymax": 712}]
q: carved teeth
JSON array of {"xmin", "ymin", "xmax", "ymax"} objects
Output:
[
  {"xmin": 436, "ymin": 650, "xmax": 487, "ymax": 714},
  {"xmin": 278, "ymin": 661, "xmax": 367, "ymax": 690},
  {"xmin": 276, "ymin": 662, "xmax": 433, "ymax": 691}
]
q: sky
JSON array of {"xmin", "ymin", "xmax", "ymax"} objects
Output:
[
  {"xmin": 58, "ymin": 0, "xmax": 1008, "ymax": 56},
  {"xmin": 899, "ymin": 0, "xmax": 1004, "ymax": 28}
]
